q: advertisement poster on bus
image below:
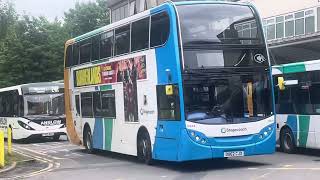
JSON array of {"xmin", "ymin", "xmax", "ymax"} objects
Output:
[{"xmin": 74, "ymin": 55, "xmax": 147, "ymax": 122}]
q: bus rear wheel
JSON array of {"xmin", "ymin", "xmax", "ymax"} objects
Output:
[
  {"xmin": 137, "ymin": 133, "xmax": 153, "ymax": 165},
  {"xmin": 280, "ymin": 128, "xmax": 296, "ymax": 154},
  {"xmin": 84, "ymin": 127, "xmax": 95, "ymax": 154}
]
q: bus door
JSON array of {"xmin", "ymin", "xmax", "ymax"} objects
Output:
[{"xmin": 73, "ymin": 92, "xmax": 82, "ymax": 138}]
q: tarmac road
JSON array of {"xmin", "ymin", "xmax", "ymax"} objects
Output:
[{"xmin": 5, "ymin": 136, "xmax": 320, "ymax": 180}]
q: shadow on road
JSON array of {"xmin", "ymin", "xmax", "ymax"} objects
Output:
[
  {"xmin": 13, "ymin": 135, "xmax": 69, "ymax": 144},
  {"xmin": 75, "ymin": 149, "xmax": 271, "ymax": 172}
]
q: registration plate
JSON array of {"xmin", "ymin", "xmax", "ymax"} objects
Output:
[
  {"xmin": 42, "ymin": 133, "xmax": 54, "ymax": 137},
  {"xmin": 224, "ymin": 151, "xmax": 244, "ymax": 157}
]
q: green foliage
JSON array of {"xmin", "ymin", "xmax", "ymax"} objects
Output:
[
  {"xmin": 0, "ymin": 0, "xmax": 110, "ymax": 88},
  {"xmin": 64, "ymin": 0, "xmax": 109, "ymax": 37}
]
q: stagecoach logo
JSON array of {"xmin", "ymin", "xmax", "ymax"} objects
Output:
[
  {"xmin": 221, "ymin": 127, "xmax": 248, "ymax": 133},
  {"xmin": 140, "ymin": 108, "xmax": 155, "ymax": 116},
  {"xmin": 254, "ymin": 54, "xmax": 266, "ymax": 64},
  {"xmin": 40, "ymin": 120, "xmax": 62, "ymax": 126}
]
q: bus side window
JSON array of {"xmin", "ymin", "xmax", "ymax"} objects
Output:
[
  {"xmin": 73, "ymin": 44, "xmax": 80, "ymax": 66},
  {"xmin": 156, "ymin": 84, "xmax": 180, "ymax": 120},
  {"xmin": 80, "ymin": 92, "xmax": 93, "ymax": 118},
  {"xmin": 65, "ymin": 45, "xmax": 73, "ymax": 68},
  {"xmin": 131, "ymin": 17, "xmax": 150, "ymax": 52},
  {"xmin": 150, "ymin": 12, "xmax": 170, "ymax": 48},
  {"xmin": 80, "ymin": 39, "xmax": 92, "ymax": 64},
  {"xmin": 75, "ymin": 95, "xmax": 80, "ymax": 115},
  {"xmin": 115, "ymin": 25, "xmax": 130, "ymax": 55}
]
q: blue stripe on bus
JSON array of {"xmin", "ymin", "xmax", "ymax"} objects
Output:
[
  {"xmin": 151, "ymin": 3, "xmax": 186, "ymax": 161},
  {"xmin": 286, "ymin": 115, "xmax": 298, "ymax": 141},
  {"xmin": 92, "ymin": 118, "xmax": 104, "ymax": 149}
]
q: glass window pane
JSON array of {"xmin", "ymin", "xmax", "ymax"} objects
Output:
[
  {"xmin": 92, "ymin": 35, "xmax": 100, "ymax": 61},
  {"xmin": 276, "ymin": 16, "xmax": 284, "ymax": 23},
  {"xmin": 131, "ymin": 17, "xmax": 150, "ymax": 51},
  {"xmin": 81, "ymin": 92, "xmax": 93, "ymax": 117},
  {"xmin": 295, "ymin": 11, "xmax": 304, "ymax": 18},
  {"xmin": 276, "ymin": 22, "xmax": 284, "ymax": 38},
  {"xmin": 317, "ymin": 7, "xmax": 320, "ymax": 31},
  {"xmin": 100, "ymin": 91, "xmax": 116, "ymax": 117},
  {"xmin": 129, "ymin": 1, "xmax": 135, "ymax": 15},
  {"xmin": 65, "ymin": 45, "xmax": 73, "ymax": 67},
  {"xmin": 267, "ymin": 24, "xmax": 275, "ymax": 40},
  {"xmin": 100, "ymin": 31, "xmax": 114, "ymax": 59},
  {"xmin": 285, "ymin": 20, "xmax": 294, "ymax": 37},
  {"xmin": 150, "ymin": 12, "xmax": 170, "ymax": 47},
  {"xmin": 73, "ymin": 44, "xmax": 79, "ymax": 66},
  {"xmin": 285, "ymin": 14, "xmax": 294, "ymax": 20},
  {"xmin": 80, "ymin": 39, "xmax": 91, "ymax": 64},
  {"xmin": 295, "ymin": 18, "xmax": 305, "ymax": 35},
  {"xmin": 306, "ymin": 16, "xmax": 315, "ymax": 34},
  {"xmin": 115, "ymin": 25, "xmax": 130, "ymax": 55}
]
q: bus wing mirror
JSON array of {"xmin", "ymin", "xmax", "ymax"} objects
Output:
[{"xmin": 278, "ymin": 77, "xmax": 285, "ymax": 91}]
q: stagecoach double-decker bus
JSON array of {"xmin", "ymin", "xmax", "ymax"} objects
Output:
[
  {"xmin": 64, "ymin": 1, "xmax": 275, "ymax": 164},
  {"xmin": 0, "ymin": 82, "xmax": 66, "ymax": 141}
]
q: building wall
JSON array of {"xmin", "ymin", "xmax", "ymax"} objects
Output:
[{"xmin": 244, "ymin": 0, "xmax": 320, "ymax": 18}]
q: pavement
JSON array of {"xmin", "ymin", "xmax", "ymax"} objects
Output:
[{"xmin": 1, "ymin": 136, "xmax": 320, "ymax": 180}]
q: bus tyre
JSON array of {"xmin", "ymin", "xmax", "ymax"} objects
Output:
[
  {"xmin": 137, "ymin": 133, "xmax": 153, "ymax": 165},
  {"xmin": 280, "ymin": 128, "xmax": 296, "ymax": 154},
  {"xmin": 53, "ymin": 135, "xmax": 60, "ymax": 141},
  {"xmin": 84, "ymin": 127, "xmax": 95, "ymax": 154}
]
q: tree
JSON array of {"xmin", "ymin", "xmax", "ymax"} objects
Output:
[
  {"xmin": 0, "ymin": 15, "xmax": 69, "ymax": 87},
  {"xmin": 64, "ymin": 0, "xmax": 109, "ymax": 37},
  {"xmin": 0, "ymin": 0, "xmax": 110, "ymax": 88}
]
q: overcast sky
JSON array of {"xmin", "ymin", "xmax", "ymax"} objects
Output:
[{"xmin": 11, "ymin": 0, "xmax": 96, "ymax": 21}]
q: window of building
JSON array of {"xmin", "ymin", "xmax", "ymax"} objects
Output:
[
  {"xmin": 276, "ymin": 16, "xmax": 284, "ymax": 38},
  {"xmin": 295, "ymin": 11, "xmax": 305, "ymax": 35},
  {"xmin": 115, "ymin": 25, "xmax": 130, "ymax": 55},
  {"xmin": 285, "ymin": 14, "xmax": 294, "ymax": 37},
  {"xmin": 129, "ymin": 0, "xmax": 136, "ymax": 15},
  {"xmin": 305, "ymin": 10, "xmax": 315, "ymax": 34},
  {"xmin": 150, "ymin": 12, "xmax": 170, "ymax": 47},
  {"xmin": 131, "ymin": 17, "xmax": 150, "ymax": 52},
  {"xmin": 266, "ymin": 18, "xmax": 275, "ymax": 40},
  {"xmin": 81, "ymin": 92, "xmax": 93, "ymax": 117},
  {"xmin": 91, "ymin": 35, "xmax": 100, "ymax": 61},
  {"xmin": 100, "ymin": 31, "xmax": 114, "ymax": 59},
  {"xmin": 80, "ymin": 39, "xmax": 91, "ymax": 64}
]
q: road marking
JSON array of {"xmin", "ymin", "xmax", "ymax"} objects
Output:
[{"xmin": 267, "ymin": 167, "xmax": 320, "ymax": 170}]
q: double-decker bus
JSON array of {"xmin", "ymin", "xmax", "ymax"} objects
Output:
[
  {"xmin": 273, "ymin": 60, "xmax": 320, "ymax": 153},
  {"xmin": 64, "ymin": 1, "xmax": 275, "ymax": 164},
  {"xmin": 0, "ymin": 82, "xmax": 66, "ymax": 141}
]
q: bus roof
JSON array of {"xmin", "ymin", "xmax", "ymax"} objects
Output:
[
  {"xmin": 0, "ymin": 82, "xmax": 64, "ymax": 94},
  {"xmin": 66, "ymin": 0, "xmax": 250, "ymax": 45}
]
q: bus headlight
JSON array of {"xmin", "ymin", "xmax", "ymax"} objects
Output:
[
  {"xmin": 18, "ymin": 121, "xmax": 35, "ymax": 130},
  {"xmin": 195, "ymin": 136, "xmax": 200, "ymax": 141},
  {"xmin": 188, "ymin": 130, "xmax": 208, "ymax": 144}
]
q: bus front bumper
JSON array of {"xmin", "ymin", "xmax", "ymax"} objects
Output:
[{"xmin": 177, "ymin": 128, "xmax": 276, "ymax": 161}]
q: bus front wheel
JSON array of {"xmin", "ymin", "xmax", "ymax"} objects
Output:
[
  {"xmin": 137, "ymin": 133, "xmax": 152, "ymax": 165},
  {"xmin": 84, "ymin": 127, "xmax": 95, "ymax": 154},
  {"xmin": 280, "ymin": 128, "xmax": 296, "ymax": 154}
]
